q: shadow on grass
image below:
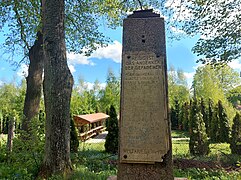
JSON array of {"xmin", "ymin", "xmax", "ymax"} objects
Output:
[{"xmin": 69, "ymin": 142, "xmax": 117, "ymax": 180}]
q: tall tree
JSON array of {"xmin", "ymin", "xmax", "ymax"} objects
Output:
[
  {"xmin": 38, "ymin": 0, "xmax": 73, "ymax": 177},
  {"xmin": 210, "ymin": 105, "xmax": 220, "ymax": 143},
  {"xmin": 0, "ymin": 0, "xmax": 154, "ymax": 133},
  {"xmin": 200, "ymin": 98, "xmax": 208, "ymax": 134},
  {"xmin": 22, "ymin": 31, "xmax": 44, "ymax": 132},
  {"xmin": 99, "ymin": 68, "xmax": 120, "ymax": 112},
  {"xmin": 171, "ymin": 99, "xmax": 179, "ymax": 129},
  {"xmin": 165, "ymin": 0, "xmax": 241, "ymax": 64},
  {"xmin": 217, "ymin": 100, "xmax": 230, "ymax": 143},
  {"xmin": 214, "ymin": 64, "xmax": 241, "ymax": 94},
  {"xmin": 0, "ymin": 82, "xmax": 24, "ymax": 133},
  {"xmin": 227, "ymin": 85, "xmax": 241, "ymax": 106},
  {"xmin": 193, "ymin": 64, "xmax": 236, "ymax": 119},
  {"xmin": 168, "ymin": 65, "xmax": 189, "ymax": 107},
  {"xmin": 207, "ymin": 98, "xmax": 214, "ymax": 137},
  {"xmin": 0, "ymin": 1, "xmax": 44, "ymax": 132},
  {"xmin": 181, "ymin": 102, "xmax": 190, "ymax": 131}
]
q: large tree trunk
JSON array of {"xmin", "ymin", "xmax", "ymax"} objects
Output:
[
  {"xmin": 22, "ymin": 31, "xmax": 44, "ymax": 132},
  {"xmin": 39, "ymin": 0, "xmax": 74, "ymax": 177}
]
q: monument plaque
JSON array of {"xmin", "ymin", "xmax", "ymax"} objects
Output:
[
  {"xmin": 120, "ymin": 51, "xmax": 169, "ymax": 163},
  {"xmin": 118, "ymin": 9, "xmax": 173, "ymax": 179}
]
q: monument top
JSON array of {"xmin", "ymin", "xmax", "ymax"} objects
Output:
[{"xmin": 128, "ymin": 9, "xmax": 160, "ymax": 18}]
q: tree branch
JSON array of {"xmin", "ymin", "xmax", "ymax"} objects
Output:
[{"xmin": 13, "ymin": 0, "xmax": 30, "ymax": 50}]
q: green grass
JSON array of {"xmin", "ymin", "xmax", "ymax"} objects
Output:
[
  {"xmin": 174, "ymin": 168, "xmax": 241, "ymax": 180},
  {"xmin": 0, "ymin": 134, "xmax": 7, "ymax": 146},
  {"xmin": 1, "ymin": 132, "xmax": 241, "ymax": 179},
  {"xmin": 68, "ymin": 142, "xmax": 117, "ymax": 180},
  {"xmin": 172, "ymin": 130, "xmax": 190, "ymax": 138},
  {"xmin": 69, "ymin": 142, "xmax": 241, "ymax": 180}
]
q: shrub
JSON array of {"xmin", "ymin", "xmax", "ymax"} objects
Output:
[
  {"xmin": 171, "ymin": 99, "xmax": 180, "ymax": 129},
  {"xmin": 5, "ymin": 116, "xmax": 45, "ymax": 179},
  {"xmin": 218, "ymin": 100, "xmax": 230, "ymax": 143},
  {"xmin": 104, "ymin": 105, "xmax": 118, "ymax": 154},
  {"xmin": 210, "ymin": 105, "xmax": 220, "ymax": 142},
  {"xmin": 230, "ymin": 112, "xmax": 241, "ymax": 155},
  {"xmin": 189, "ymin": 99, "xmax": 210, "ymax": 156},
  {"xmin": 70, "ymin": 118, "xmax": 79, "ymax": 153}
]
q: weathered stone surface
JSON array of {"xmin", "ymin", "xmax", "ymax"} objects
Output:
[
  {"xmin": 120, "ymin": 51, "xmax": 169, "ymax": 163},
  {"xmin": 118, "ymin": 9, "xmax": 173, "ymax": 179},
  {"xmin": 107, "ymin": 176, "xmax": 117, "ymax": 180}
]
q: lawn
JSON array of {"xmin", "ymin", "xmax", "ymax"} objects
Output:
[{"xmin": 0, "ymin": 131, "xmax": 241, "ymax": 179}]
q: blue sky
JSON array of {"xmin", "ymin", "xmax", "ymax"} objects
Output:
[{"xmin": 1, "ymin": 21, "xmax": 241, "ymax": 89}]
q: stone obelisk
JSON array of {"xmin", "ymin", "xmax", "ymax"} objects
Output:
[{"xmin": 118, "ymin": 9, "xmax": 173, "ymax": 180}]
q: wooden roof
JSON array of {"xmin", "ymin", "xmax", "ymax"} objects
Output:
[{"xmin": 73, "ymin": 113, "xmax": 109, "ymax": 126}]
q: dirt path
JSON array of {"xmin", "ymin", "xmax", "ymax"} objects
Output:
[
  {"xmin": 85, "ymin": 131, "xmax": 108, "ymax": 143},
  {"xmin": 85, "ymin": 131, "xmax": 189, "ymax": 143}
]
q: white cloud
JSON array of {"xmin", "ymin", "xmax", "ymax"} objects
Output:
[
  {"xmin": 68, "ymin": 64, "xmax": 76, "ymax": 74},
  {"xmin": 84, "ymin": 82, "xmax": 106, "ymax": 90},
  {"xmin": 193, "ymin": 63, "xmax": 205, "ymax": 70},
  {"xmin": 184, "ymin": 72, "xmax": 195, "ymax": 88},
  {"xmin": 91, "ymin": 41, "xmax": 122, "ymax": 63},
  {"xmin": 170, "ymin": 26, "xmax": 185, "ymax": 34},
  {"xmin": 67, "ymin": 52, "xmax": 95, "ymax": 66},
  {"xmin": 184, "ymin": 72, "xmax": 195, "ymax": 79},
  {"xmin": 67, "ymin": 41, "xmax": 122, "ymax": 73},
  {"xmin": 17, "ymin": 64, "xmax": 28, "ymax": 78},
  {"xmin": 228, "ymin": 59, "xmax": 241, "ymax": 71},
  {"xmin": 67, "ymin": 41, "xmax": 122, "ymax": 65},
  {"xmin": 0, "ymin": 80, "xmax": 3, "ymax": 86},
  {"xmin": 76, "ymin": 81, "xmax": 106, "ymax": 94}
]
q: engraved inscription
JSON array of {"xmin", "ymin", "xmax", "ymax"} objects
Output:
[{"xmin": 120, "ymin": 51, "xmax": 169, "ymax": 163}]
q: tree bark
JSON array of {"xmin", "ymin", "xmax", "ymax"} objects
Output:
[
  {"xmin": 6, "ymin": 117, "xmax": 15, "ymax": 152},
  {"xmin": 22, "ymin": 31, "xmax": 44, "ymax": 132},
  {"xmin": 39, "ymin": 0, "xmax": 74, "ymax": 177}
]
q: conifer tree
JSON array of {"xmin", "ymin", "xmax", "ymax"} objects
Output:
[
  {"xmin": 179, "ymin": 104, "xmax": 185, "ymax": 130},
  {"xmin": 210, "ymin": 106, "xmax": 220, "ymax": 142},
  {"xmin": 105, "ymin": 108, "xmax": 110, "ymax": 129},
  {"xmin": 183, "ymin": 102, "xmax": 190, "ymax": 131},
  {"xmin": 200, "ymin": 98, "xmax": 208, "ymax": 134},
  {"xmin": 207, "ymin": 98, "xmax": 214, "ymax": 137},
  {"xmin": 218, "ymin": 100, "xmax": 230, "ymax": 143},
  {"xmin": 189, "ymin": 99, "xmax": 210, "ymax": 155},
  {"xmin": 105, "ymin": 105, "xmax": 118, "ymax": 154},
  {"xmin": 171, "ymin": 99, "xmax": 179, "ymax": 129},
  {"xmin": 230, "ymin": 112, "xmax": 241, "ymax": 155}
]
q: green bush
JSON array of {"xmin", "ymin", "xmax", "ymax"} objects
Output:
[
  {"xmin": 104, "ymin": 105, "xmax": 118, "ymax": 154},
  {"xmin": 230, "ymin": 112, "xmax": 241, "ymax": 155},
  {"xmin": 70, "ymin": 118, "xmax": 79, "ymax": 153},
  {"xmin": 189, "ymin": 99, "xmax": 210, "ymax": 156},
  {"xmin": 0, "ymin": 116, "xmax": 45, "ymax": 179},
  {"xmin": 218, "ymin": 100, "xmax": 231, "ymax": 143}
]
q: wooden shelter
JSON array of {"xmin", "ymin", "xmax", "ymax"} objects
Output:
[{"xmin": 73, "ymin": 113, "xmax": 109, "ymax": 141}]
